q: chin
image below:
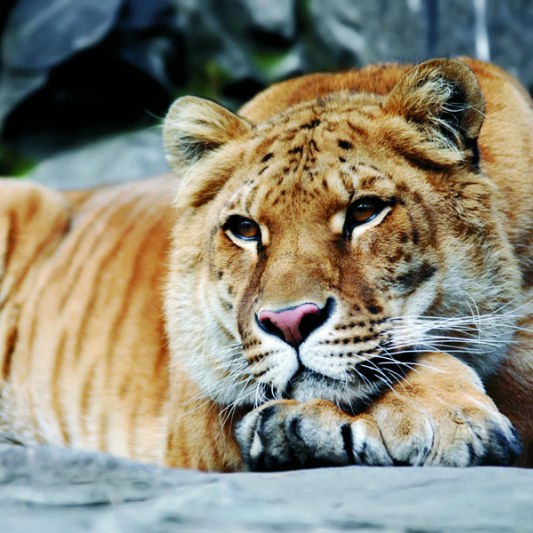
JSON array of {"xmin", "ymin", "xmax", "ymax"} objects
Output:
[{"xmin": 285, "ymin": 369, "xmax": 376, "ymax": 408}]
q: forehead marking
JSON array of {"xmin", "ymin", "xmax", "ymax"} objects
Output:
[
  {"xmin": 237, "ymin": 117, "xmax": 394, "ymax": 216},
  {"xmin": 301, "ymin": 118, "xmax": 321, "ymax": 130},
  {"xmin": 337, "ymin": 139, "xmax": 353, "ymax": 150},
  {"xmin": 288, "ymin": 146, "xmax": 303, "ymax": 155},
  {"xmin": 347, "ymin": 120, "xmax": 370, "ymax": 140}
]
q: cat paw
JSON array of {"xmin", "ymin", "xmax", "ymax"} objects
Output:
[
  {"xmin": 235, "ymin": 393, "xmax": 520, "ymax": 471},
  {"xmin": 235, "ymin": 399, "xmax": 392, "ymax": 471},
  {"xmin": 368, "ymin": 391, "xmax": 521, "ymax": 466}
]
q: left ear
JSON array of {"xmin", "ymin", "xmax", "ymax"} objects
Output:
[
  {"xmin": 384, "ymin": 58, "xmax": 485, "ymax": 163},
  {"xmin": 163, "ymin": 96, "xmax": 252, "ymax": 177},
  {"xmin": 163, "ymin": 96, "xmax": 253, "ymax": 209}
]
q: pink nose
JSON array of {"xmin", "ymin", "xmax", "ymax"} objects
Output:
[{"xmin": 258, "ymin": 303, "xmax": 323, "ymax": 347}]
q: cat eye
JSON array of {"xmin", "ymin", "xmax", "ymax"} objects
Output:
[
  {"xmin": 343, "ymin": 197, "xmax": 389, "ymax": 238},
  {"xmin": 225, "ymin": 215, "xmax": 261, "ymax": 242}
]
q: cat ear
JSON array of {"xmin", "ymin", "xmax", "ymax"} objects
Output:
[
  {"xmin": 163, "ymin": 96, "xmax": 252, "ymax": 175},
  {"xmin": 384, "ymin": 58, "xmax": 485, "ymax": 165}
]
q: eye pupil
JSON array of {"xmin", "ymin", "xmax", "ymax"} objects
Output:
[
  {"xmin": 225, "ymin": 216, "xmax": 261, "ymax": 241},
  {"xmin": 237, "ymin": 220, "xmax": 257, "ymax": 238},
  {"xmin": 351, "ymin": 201, "xmax": 379, "ymax": 223},
  {"xmin": 343, "ymin": 196, "xmax": 388, "ymax": 239}
]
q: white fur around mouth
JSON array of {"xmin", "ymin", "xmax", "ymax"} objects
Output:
[{"xmin": 281, "ymin": 366, "xmax": 367, "ymax": 405}]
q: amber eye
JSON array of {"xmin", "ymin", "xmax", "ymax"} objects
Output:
[
  {"xmin": 225, "ymin": 215, "xmax": 261, "ymax": 242},
  {"xmin": 343, "ymin": 197, "xmax": 388, "ymax": 238}
]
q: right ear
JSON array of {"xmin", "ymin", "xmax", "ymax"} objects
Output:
[
  {"xmin": 163, "ymin": 96, "xmax": 252, "ymax": 176},
  {"xmin": 383, "ymin": 59, "xmax": 485, "ymax": 167}
]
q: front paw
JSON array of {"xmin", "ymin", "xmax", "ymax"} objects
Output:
[
  {"xmin": 368, "ymin": 389, "xmax": 521, "ymax": 467},
  {"xmin": 235, "ymin": 399, "xmax": 392, "ymax": 471},
  {"xmin": 364, "ymin": 352, "xmax": 522, "ymax": 466},
  {"xmin": 235, "ymin": 354, "xmax": 522, "ymax": 471},
  {"xmin": 236, "ymin": 396, "xmax": 520, "ymax": 472}
]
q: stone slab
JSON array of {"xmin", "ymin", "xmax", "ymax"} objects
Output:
[{"xmin": 0, "ymin": 445, "xmax": 532, "ymax": 532}]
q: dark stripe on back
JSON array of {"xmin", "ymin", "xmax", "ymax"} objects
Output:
[
  {"xmin": 337, "ymin": 139, "xmax": 353, "ymax": 150},
  {"xmin": 2, "ymin": 212, "xmax": 17, "ymax": 285},
  {"xmin": 1, "ymin": 323, "xmax": 17, "ymax": 380},
  {"xmin": 1, "ymin": 211, "xmax": 64, "ymax": 314},
  {"xmin": 71, "ymin": 206, "xmax": 147, "ymax": 361},
  {"xmin": 103, "ymin": 216, "xmax": 164, "ymax": 369},
  {"xmin": 79, "ymin": 363, "xmax": 96, "ymax": 436},
  {"xmin": 57, "ymin": 200, "xmax": 121, "ymax": 312},
  {"xmin": 301, "ymin": 119, "xmax": 321, "ymax": 130},
  {"xmin": 51, "ymin": 331, "xmax": 70, "ymax": 444}
]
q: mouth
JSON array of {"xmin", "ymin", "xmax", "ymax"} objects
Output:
[
  {"xmin": 280, "ymin": 364, "xmax": 361, "ymax": 403},
  {"xmin": 291, "ymin": 367, "xmax": 341, "ymax": 388},
  {"xmin": 274, "ymin": 348, "xmax": 419, "ymax": 406}
]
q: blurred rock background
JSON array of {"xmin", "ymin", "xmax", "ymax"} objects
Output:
[{"xmin": 1, "ymin": 0, "xmax": 533, "ymax": 188}]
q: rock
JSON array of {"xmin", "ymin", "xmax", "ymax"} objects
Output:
[
  {"xmin": 0, "ymin": 70, "xmax": 48, "ymax": 129},
  {"xmin": 28, "ymin": 129, "xmax": 169, "ymax": 190},
  {"xmin": 3, "ymin": 0, "xmax": 533, "ymax": 178},
  {"xmin": 242, "ymin": 0, "xmax": 297, "ymax": 41},
  {"xmin": 2, "ymin": 0, "xmax": 122, "ymax": 71},
  {"xmin": 0, "ymin": 444, "xmax": 532, "ymax": 532},
  {"xmin": 307, "ymin": 0, "xmax": 427, "ymax": 69},
  {"xmin": 115, "ymin": 0, "xmax": 182, "ymax": 93},
  {"xmin": 0, "ymin": 0, "xmax": 122, "ymax": 126},
  {"xmin": 487, "ymin": 1, "xmax": 533, "ymax": 91}
]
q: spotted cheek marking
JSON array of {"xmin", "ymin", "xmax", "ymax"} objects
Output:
[
  {"xmin": 212, "ymin": 254, "xmax": 238, "ymax": 299},
  {"xmin": 375, "ymin": 234, "xmax": 439, "ymax": 300},
  {"xmin": 240, "ymin": 339, "xmax": 300, "ymax": 401},
  {"xmin": 211, "ymin": 249, "xmax": 259, "ymax": 344},
  {"xmin": 218, "ymin": 282, "xmax": 235, "ymax": 311},
  {"xmin": 250, "ymin": 349, "xmax": 300, "ymax": 396},
  {"xmin": 299, "ymin": 302, "xmax": 386, "ymax": 360},
  {"xmin": 235, "ymin": 270, "xmax": 276, "ymax": 367}
]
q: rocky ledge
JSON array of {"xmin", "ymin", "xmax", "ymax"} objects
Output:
[{"xmin": 0, "ymin": 445, "xmax": 532, "ymax": 532}]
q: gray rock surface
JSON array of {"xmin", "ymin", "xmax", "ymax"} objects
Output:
[
  {"xmin": 0, "ymin": 445, "xmax": 532, "ymax": 532},
  {"xmin": 3, "ymin": 0, "xmax": 121, "ymax": 70},
  {"xmin": 308, "ymin": 0, "xmax": 427, "ymax": 67},
  {"xmin": 488, "ymin": 1, "xmax": 533, "ymax": 88},
  {"xmin": 0, "ymin": 0, "xmax": 122, "ymax": 125},
  {"xmin": 28, "ymin": 128, "xmax": 169, "ymax": 189}
]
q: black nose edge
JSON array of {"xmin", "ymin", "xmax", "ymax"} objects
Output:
[{"xmin": 298, "ymin": 297, "xmax": 335, "ymax": 342}]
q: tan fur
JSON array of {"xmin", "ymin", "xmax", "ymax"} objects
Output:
[
  {"xmin": 0, "ymin": 58, "xmax": 532, "ymax": 469},
  {"xmin": 0, "ymin": 178, "xmax": 172, "ymax": 463}
]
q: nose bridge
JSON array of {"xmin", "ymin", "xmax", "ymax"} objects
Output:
[{"xmin": 259, "ymin": 231, "xmax": 331, "ymax": 309}]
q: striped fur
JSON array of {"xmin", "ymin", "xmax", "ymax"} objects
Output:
[
  {"xmin": 0, "ymin": 178, "xmax": 172, "ymax": 463},
  {"xmin": 1, "ymin": 58, "xmax": 532, "ymax": 469}
]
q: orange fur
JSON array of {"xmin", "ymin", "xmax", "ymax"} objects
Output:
[{"xmin": 0, "ymin": 58, "xmax": 532, "ymax": 469}]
